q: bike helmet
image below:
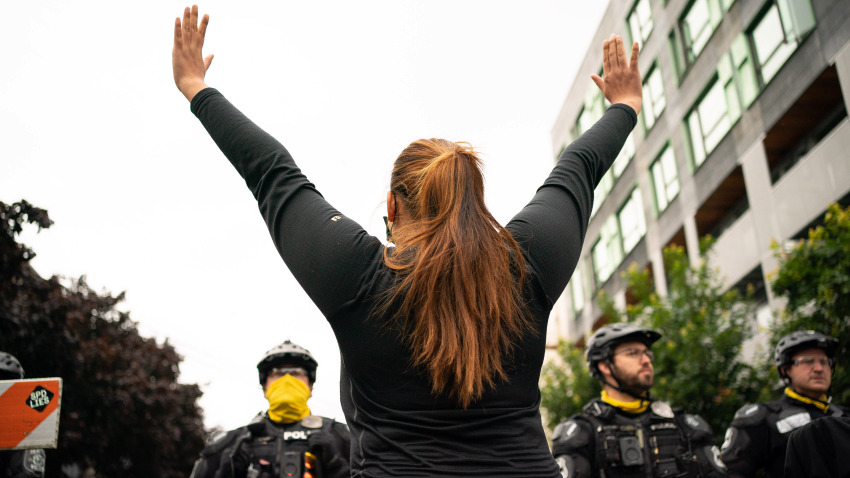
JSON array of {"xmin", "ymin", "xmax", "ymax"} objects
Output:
[
  {"xmin": 775, "ymin": 330, "xmax": 838, "ymax": 379},
  {"xmin": 586, "ymin": 323, "xmax": 661, "ymax": 379},
  {"xmin": 257, "ymin": 340, "xmax": 318, "ymax": 385},
  {"xmin": 0, "ymin": 351, "xmax": 24, "ymax": 380}
]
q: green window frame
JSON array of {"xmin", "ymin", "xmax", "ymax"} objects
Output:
[
  {"xmin": 642, "ymin": 62, "xmax": 666, "ymax": 132},
  {"xmin": 680, "ymin": 0, "xmax": 724, "ymax": 63},
  {"xmin": 628, "ymin": 0, "xmax": 654, "ymax": 45},
  {"xmin": 650, "ymin": 145, "xmax": 680, "ymax": 214},
  {"xmin": 618, "ymin": 187, "xmax": 647, "ymax": 255},
  {"xmin": 748, "ymin": 0, "xmax": 815, "ymax": 86},
  {"xmin": 592, "ymin": 215, "xmax": 623, "ymax": 283},
  {"xmin": 686, "ymin": 75, "xmax": 736, "ymax": 167}
]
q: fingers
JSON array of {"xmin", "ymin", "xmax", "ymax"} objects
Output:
[
  {"xmin": 630, "ymin": 41, "xmax": 640, "ymax": 72},
  {"xmin": 199, "ymin": 13, "xmax": 210, "ymax": 40},
  {"xmin": 189, "ymin": 5, "xmax": 199, "ymax": 31},
  {"xmin": 182, "ymin": 7, "xmax": 191, "ymax": 33},
  {"xmin": 601, "ymin": 39, "xmax": 611, "ymax": 75},
  {"xmin": 591, "ymin": 74, "xmax": 604, "ymax": 93},
  {"xmin": 174, "ymin": 17, "xmax": 182, "ymax": 44},
  {"xmin": 616, "ymin": 35, "xmax": 626, "ymax": 70},
  {"xmin": 608, "ymin": 34, "xmax": 618, "ymax": 69},
  {"xmin": 204, "ymin": 54, "xmax": 214, "ymax": 72}
]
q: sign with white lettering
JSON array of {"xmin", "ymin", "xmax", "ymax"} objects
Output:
[{"xmin": 0, "ymin": 378, "xmax": 62, "ymax": 450}]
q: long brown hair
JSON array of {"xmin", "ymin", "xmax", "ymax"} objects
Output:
[{"xmin": 381, "ymin": 138, "xmax": 530, "ymax": 408}]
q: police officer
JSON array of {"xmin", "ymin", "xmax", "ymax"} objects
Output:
[
  {"xmin": 551, "ymin": 323, "xmax": 727, "ymax": 477},
  {"xmin": 0, "ymin": 351, "xmax": 46, "ymax": 478},
  {"xmin": 190, "ymin": 341, "xmax": 350, "ymax": 478},
  {"xmin": 721, "ymin": 330, "xmax": 848, "ymax": 477}
]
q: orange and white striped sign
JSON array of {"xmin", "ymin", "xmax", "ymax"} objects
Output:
[{"xmin": 0, "ymin": 378, "xmax": 62, "ymax": 450}]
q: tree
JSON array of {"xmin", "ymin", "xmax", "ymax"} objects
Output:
[
  {"xmin": 770, "ymin": 202, "xmax": 850, "ymax": 405},
  {"xmin": 0, "ymin": 200, "xmax": 206, "ymax": 477},
  {"xmin": 540, "ymin": 341, "xmax": 599, "ymax": 429},
  {"xmin": 541, "ymin": 239, "xmax": 772, "ymax": 440}
]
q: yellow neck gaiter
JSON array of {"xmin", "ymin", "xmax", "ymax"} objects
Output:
[
  {"xmin": 785, "ymin": 387, "xmax": 830, "ymax": 413},
  {"xmin": 265, "ymin": 375, "xmax": 312, "ymax": 424},
  {"xmin": 601, "ymin": 390, "xmax": 650, "ymax": 414}
]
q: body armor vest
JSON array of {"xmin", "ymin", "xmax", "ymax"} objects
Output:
[
  {"xmin": 227, "ymin": 415, "xmax": 329, "ymax": 478},
  {"xmin": 582, "ymin": 401, "xmax": 703, "ymax": 477}
]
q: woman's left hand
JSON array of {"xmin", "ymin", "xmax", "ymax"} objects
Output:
[{"xmin": 172, "ymin": 5, "xmax": 214, "ymax": 102}]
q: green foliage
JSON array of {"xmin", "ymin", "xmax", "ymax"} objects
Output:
[
  {"xmin": 540, "ymin": 341, "xmax": 600, "ymax": 428},
  {"xmin": 0, "ymin": 200, "xmax": 206, "ymax": 477},
  {"xmin": 638, "ymin": 240, "xmax": 771, "ymax": 440},
  {"xmin": 769, "ymin": 203, "xmax": 850, "ymax": 405},
  {"xmin": 540, "ymin": 238, "xmax": 772, "ymax": 441}
]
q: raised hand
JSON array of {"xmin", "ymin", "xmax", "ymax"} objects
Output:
[
  {"xmin": 172, "ymin": 5, "xmax": 214, "ymax": 102},
  {"xmin": 591, "ymin": 35, "xmax": 642, "ymax": 115}
]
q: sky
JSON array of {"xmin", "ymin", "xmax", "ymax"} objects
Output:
[{"xmin": 1, "ymin": 1, "xmax": 609, "ymax": 432}]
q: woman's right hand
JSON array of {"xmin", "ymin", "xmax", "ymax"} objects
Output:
[
  {"xmin": 591, "ymin": 34, "xmax": 642, "ymax": 115},
  {"xmin": 172, "ymin": 5, "xmax": 214, "ymax": 102}
]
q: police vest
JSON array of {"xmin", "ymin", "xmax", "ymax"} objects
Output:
[
  {"xmin": 580, "ymin": 400, "xmax": 715, "ymax": 478},
  {"xmin": 228, "ymin": 415, "xmax": 331, "ymax": 478}
]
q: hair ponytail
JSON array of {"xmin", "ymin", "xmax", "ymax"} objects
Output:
[{"xmin": 381, "ymin": 138, "xmax": 530, "ymax": 408}]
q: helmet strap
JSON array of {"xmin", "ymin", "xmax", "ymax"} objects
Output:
[{"xmin": 602, "ymin": 360, "xmax": 653, "ymax": 405}]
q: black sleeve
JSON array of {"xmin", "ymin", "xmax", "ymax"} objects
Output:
[
  {"xmin": 785, "ymin": 416, "xmax": 850, "ymax": 478},
  {"xmin": 190, "ymin": 89, "xmax": 384, "ymax": 319},
  {"xmin": 189, "ymin": 429, "xmax": 245, "ymax": 478},
  {"xmin": 506, "ymin": 104, "xmax": 636, "ymax": 305},
  {"xmin": 330, "ymin": 421, "xmax": 351, "ymax": 478},
  {"xmin": 720, "ymin": 425, "xmax": 764, "ymax": 478},
  {"xmin": 550, "ymin": 417, "xmax": 595, "ymax": 477}
]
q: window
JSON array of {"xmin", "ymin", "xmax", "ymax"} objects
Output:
[
  {"xmin": 680, "ymin": 0, "xmax": 723, "ymax": 62},
  {"xmin": 575, "ymin": 87, "xmax": 606, "ymax": 138},
  {"xmin": 570, "ymin": 259, "xmax": 590, "ymax": 314},
  {"xmin": 618, "ymin": 187, "xmax": 646, "ymax": 255},
  {"xmin": 669, "ymin": 32, "xmax": 686, "ymax": 84},
  {"xmin": 628, "ymin": 0, "xmax": 653, "ymax": 45},
  {"xmin": 687, "ymin": 78, "xmax": 732, "ymax": 166},
  {"xmin": 720, "ymin": 35, "xmax": 758, "ymax": 110},
  {"xmin": 592, "ymin": 215, "xmax": 623, "ymax": 283},
  {"xmin": 642, "ymin": 63, "xmax": 666, "ymax": 131},
  {"xmin": 591, "ymin": 170, "xmax": 614, "ymax": 218},
  {"xmin": 612, "ymin": 133, "xmax": 636, "ymax": 178},
  {"xmin": 651, "ymin": 145, "xmax": 680, "ymax": 214},
  {"xmin": 671, "ymin": 0, "xmax": 735, "ymax": 78},
  {"xmin": 749, "ymin": 0, "xmax": 815, "ymax": 85}
]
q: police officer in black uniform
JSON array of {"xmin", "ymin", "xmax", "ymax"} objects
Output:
[
  {"xmin": 0, "ymin": 351, "xmax": 46, "ymax": 478},
  {"xmin": 190, "ymin": 341, "xmax": 350, "ymax": 478},
  {"xmin": 721, "ymin": 330, "xmax": 848, "ymax": 478},
  {"xmin": 551, "ymin": 323, "xmax": 727, "ymax": 477}
]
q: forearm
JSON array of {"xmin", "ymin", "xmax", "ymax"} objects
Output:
[
  {"xmin": 542, "ymin": 103, "xmax": 636, "ymax": 231},
  {"xmin": 190, "ymin": 88, "xmax": 380, "ymax": 317},
  {"xmin": 507, "ymin": 104, "xmax": 635, "ymax": 302}
]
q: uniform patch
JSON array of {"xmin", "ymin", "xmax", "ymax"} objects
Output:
[
  {"xmin": 776, "ymin": 412, "xmax": 811, "ymax": 434},
  {"xmin": 721, "ymin": 428, "xmax": 735, "ymax": 451},
  {"xmin": 24, "ymin": 449, "xmax": 46, "ymax": 474},
  {"xmin": 301, "ymin": 415, "xmax": 323, "ymax": 429},
  {"xmin": 709, "ymin": 445, "xmax": 727, "ymax": 471},
  {"xmin": 651, "ymin": 401, "xmax": 674, "ymax": 418}
]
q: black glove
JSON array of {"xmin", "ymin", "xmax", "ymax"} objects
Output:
[{"xmin": 308, "ymin": 431, "xmax": 345, "ymax": 477}]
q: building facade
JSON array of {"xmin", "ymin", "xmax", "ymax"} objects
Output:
[{"xmin": 548, "ymin": 0, "xmax": 850, "ymax": 346}]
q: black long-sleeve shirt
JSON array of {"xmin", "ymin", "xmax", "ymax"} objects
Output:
[{"xmin": 191, "ymin": 88, "xmax": 636, "ymax": 476}]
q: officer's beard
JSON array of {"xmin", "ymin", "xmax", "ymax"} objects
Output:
[{"xmin": 609, "ymin": 364, "xmax": 654, "ymax": 398}]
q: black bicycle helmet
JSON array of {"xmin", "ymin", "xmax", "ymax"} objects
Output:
[
  {"xmin": 0, "ymin": 351, "xmax": 24, "ymax": 380},
  {"xmin": 775, "ymin": 330, "xmax": 838, "ymax": 379},
  {"xmin": 586, "ymin": 323, "xmax": 661, "ymax": 379},
  {"xmin": 257, "ymin": 340, "xmax": 318, "ymax": 385}
]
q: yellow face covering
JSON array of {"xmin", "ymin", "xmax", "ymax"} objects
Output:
[
  {"xmin": 601, "ymin": 390, "xmax": 650, "ymax": 414},
  {"xmin": 265, "ymin": 374, "xmax": 312, "ymax": 424}
]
